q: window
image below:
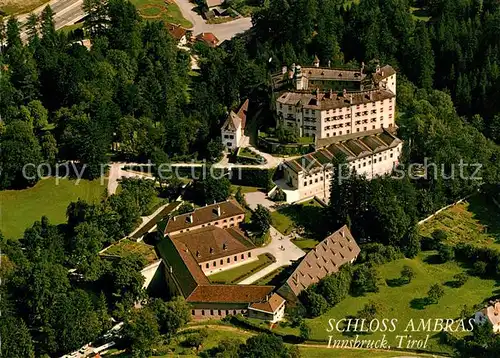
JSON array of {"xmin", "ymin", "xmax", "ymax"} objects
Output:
[
  {"xmin": 210, "ymin": 310, "xmax": 214, "ymax": 315},
  {"xmin": 315, "ymin": 178, "xmax": 318, "ymax": 183},
  {"xmin": 206, "ymin": 263, "xmax": 209, "ymax": 268},
  {"xmin": 347, "ymin": 130, "xmax": 350, "ymax": 134},
  {"xmin": 241, "ymin": 254, "xmax": 244, "ymax": 259},
  {"xmin": 192, "ymin": 310, "xmax": 195, "ymax": 315},
  {"xmin": 234, "ymin": 256, "xmax": 237, "ymax": 261},
  {"xmin": 304, "ymin": 181, "xmax": 307, "ymax": 186},
  {"xmin": 389, "ymin": 114, "xmax": 393, "ymax": 118},
  {"xmin": 372, "ymin": 125, "xmax": 375, "ymax": 129},
  {"xmin": 363, "ymin": 162, "xmax": 366, "ymax": 167},
  {"xmin": 248, "ymin": 252, "xmax": 252, "ymax": 257},
  {"xmin": 220, "ymin": 259, "xmax": 223, "ymax": 265},
  {"xmin": 213, "ymin": 261, "xmax": 216, "ymax": 267},
  {"xmin": 227, "ymin": 142, "xmax": 232, "ymax": 147},
  {"xmin": 390, "ymin": 153, "xmax": 394, "ymax": 158},
  {"xmin": 227, "ymin": 258, "xmax": 230, "ymax": 263},
  {"xmin": 199, "ymin": 265, "xmax": 202, "ymax": 269},
  {"xmin": 202, "ymin": 310, "xmax": 205, "ymax": 316},
  {"xmin": 364, "ymin": 127, "xmax": 367, "ymax": 131},
  {"xmin": 339, "ymin": 131, "xmax": 343, "ymax": 135},
  {"xmin": 389, "ymin": 106, "xmax": 393, "ymax": 110}
]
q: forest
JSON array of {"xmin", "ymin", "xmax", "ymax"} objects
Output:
[{"xmin": 1, "ymin": 0, "xmax": 500, "ymax": 356}]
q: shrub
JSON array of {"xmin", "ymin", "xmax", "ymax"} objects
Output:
[{"xmin": 438, "ymin": 243, "xmax": 455, "ymax": 262}]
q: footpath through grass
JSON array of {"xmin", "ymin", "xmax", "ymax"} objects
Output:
[
  {"xmin": 209, "ymin": 254, "xmax": 274, "ymax": 284},
  {"xmin": 273, "ymin": 251, "xmax": 496, "ymax": 354},
  {"xmin": 0, "ymin": 178, "xmax": 106, "ymax": 239},
  {"xmin": 129, "ymin": 0, "xmax": 192, "ymax": 28}
]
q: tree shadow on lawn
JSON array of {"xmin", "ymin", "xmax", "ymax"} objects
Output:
[
  {"xmin": 468, "ymin": 195, "xmax": 500, "ymax": 244},
  {"xmin": 423, "ymin": 253, "xmax": 442, "ymax": 265},
  {"xmin": 278, "ymin": 204, "xmax": 329, "ymax": 240},
  {"xmin": 386, "ymin": 277, "xmax": 409, "ymax": 287},
  {"xmin": 410, "ymin": 297, "xmax": 432, "ymax": 310}
]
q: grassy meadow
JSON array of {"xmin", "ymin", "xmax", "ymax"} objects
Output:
[{"xmin": 0, "ymin": 178, "xmax": 106, "ymax": 239}]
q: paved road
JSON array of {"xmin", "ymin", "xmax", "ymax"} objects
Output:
[
  {"xmin": 16, "ymin": 0, "xmax": 84, "ymax": 41},
  {"xmin": 238, "ymin": 226, "xmax": 305, "ymax": 285},
  {"xmin": 175, "ymin": 0, "xmax": 252, "ymax": 41}
]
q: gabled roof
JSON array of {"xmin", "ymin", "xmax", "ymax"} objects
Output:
[
  {"xmin": 280, "ymin": 226, "xmax": 360, "ymax": 298},
  {"xmin": 249, "ymin": 293, "xmax": 285, "ymax": 313},
  {"xmin": 165, "ymin": 200, "xmax": 245, "ymax": 234},
  {"xmin": 166, "ymin": 23, "xmax": 187, "ymax": 41},
  {"xmin": 196, "ymin": 32, "xmax": 219, "ymax": 47},
  {"xmin": 222, "ymin": 111, "xmax": 242, "ymax": 132},
  {"xmin": 236, "ymin": 99, "xmax": 249, "ymax": 130},
  {"xmin": 221, "ymin": 99, "xmax": 249, "ymax": 132},
  {"xmin": 186, "ymin": 284, "xmax": 274, "ymax": 303},
  {"xmin": 285, "ymin": 129, "xmax": 402, "ymax": 174},
  {"xmin": 172, "ymin": 226, "xmax": 254, "ymax": 263},
  {"xmin": 206, "ymin": 0, "xmax": 224, "ymax": 7}
]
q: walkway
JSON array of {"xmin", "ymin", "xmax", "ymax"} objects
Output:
[
  {"xmin": 238, "ymin": 226, "xmax": 305, "ymax": 285},
  {"xmin": 175, "ymin": 0, "xmax": 252, "ymax": 41},
  {"xmin": 107, "ymin": 162, "xmax": 155, "ymax": 195}
]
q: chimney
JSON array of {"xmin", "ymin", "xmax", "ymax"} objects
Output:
[
  {"xmin": 173, "ymin": 216, "xmax": 176, "ymax": 221},
  {"xmin": 361, "ymin": 61, "xmax": 365, "ymax": 73},
  {"xmin": 222, "ymin": 243, "xmax": 227, "ymax": 250},
  {"xmin": 216, "ymin": 205, "xmax": 221, "ymax": 216},
  {"xmin": 196, "ymin": 250, "xmax": 200, "ymax": 257},
  {"xmin": 340, "ymin": 230, "xmax": 345, "ymax": 238},
  {"xmin": 381, "ymin": 71, "xmax": 385, "ymax": 77},
  {"xmin": 210, "ymin": 247, "xmax": 214, "ymax": 254},
  {"xmin": 187, "ymin": 214, "xmax": 193, "ymax": 223},
  {"xmin": 343, "ymin": 89, "xmax": 347, "ymax": 97}
]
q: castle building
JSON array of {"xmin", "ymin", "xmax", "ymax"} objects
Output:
[
  {"xmin": 158, "ymin": 200, "xmax": 286, "ymax": 322},
  {"xmin": 276, "ymin": 128, "xmax": 403, "ymax": 203},
  {"xmin": 276, "ymin": 62, "xmax": 397, "ymax": 140}
]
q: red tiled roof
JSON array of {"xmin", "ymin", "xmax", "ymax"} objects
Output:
[
  {"xmin": 196, "ymin": 32, "xmax": 219, "ymax": 47},
  {"xmin": 165, "ymin": 200, "xmax": 245, "ymax": 234},
  {"xmin": 172, "ymin": 226, "xmax": 254, "ymax": 263},
  {"xmin": 249, "ymin": 293, "xmax": 285, "ymax": 313},
  {"xmin": 166, "ymin": 23, "xmax": 187, "ymax": 41},
  {"xmin": 186, "ymin": 284, "xmax": 274, "ymax": 303},
  {"xmin": 236, "ymin": 99, "xmax": 249, "ymax": 130}
]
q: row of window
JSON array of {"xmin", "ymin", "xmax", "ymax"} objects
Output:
[
  {"xmin": 178, "ymin": 216, "xmax": 243, "ymax": 234},
  {"xmin": 223, "ymin": 134, "xmax": 234, "ymax": 139},
  {"xmin": 194, "ymin": 309, "xmax": 246, "ymax": 316},
  {"xmin": 201, "ymin": 252, "xmax": 252, "ymax": 269}
]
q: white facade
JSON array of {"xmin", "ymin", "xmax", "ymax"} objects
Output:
[
  {"xmin": 277, "ymin": 93, "xmax": 395, "ymax": 139},
  {"xmin": 278, "ymin": 131, "xmax": 403, "ymax": 203},
  {"xmin": 221, "ymin": 125, "xmax": 242, "ymax": 150}
]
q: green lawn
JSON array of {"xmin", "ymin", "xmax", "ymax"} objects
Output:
[
  {"xmin": 271, "ymin": 199, "xmax": 326, "ymax": 238},
  {"xmin": 58, "ymin": 22, "xmax": 83, "ymax": 34},
  {"xmin": 419, "ymin": 194, "xmax": 500, "ymax": 250},
  {"xmin": 209, "ymin": 254, "xmax": 274, "ymax": 284},
  {"xmin": 291, "ymin": 238, "xmax": 318, "ymax": 251},
  {"xmin": 298, "ymin": 346, "xmax": 422, "ymax": 357},
  {"xmin": 273, "ymin": 251, "xmax": 496, "ymax": 354},
  {"xmin": 255, "ymin": 266, "xmax": 287, "ymax": 285},
  {"xmin": 129, "ymin": 0, "xmax": 192, "ymax": 28},
  {"xmin": 231, "ymin": 185, "xmax": 261, "ymax": 194},
  {"xmin": 0, "ymin": 0, "xmax": 49, "ymax": 15},
  {"xmin": 101, "ymin": 239, "xmax": 158, "ymax": 266},
  {"xmin": 0, "ymin": 178, "xmax": 106, "ymax": 239}
]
